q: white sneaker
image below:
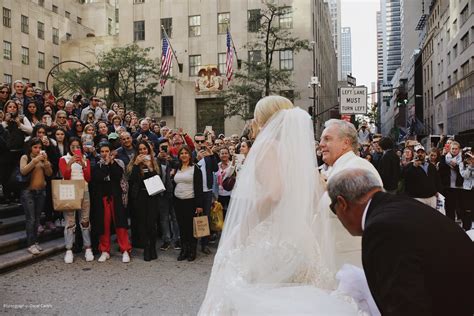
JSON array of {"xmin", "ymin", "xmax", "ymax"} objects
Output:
[
  {"xmin": 34, "ymin": 243, "xmax": 43, "ymax": 251},
  {"xmin": 98, "ymin": 252, "xmax": 110, "ymax": 262},
  {"xmin": 28, "ymin": 245, "xmax": 40, "ymax": 255},
  {"xmin": 64, "ymin": 250, "xmax": 74, "ymax": 264},
  {"xmin": 122, "ymin": 251, "xmax": 130, "ymax": 263},
  {"xmin": 85, "ymin": 248, "xmax": 94, "ymax": 262}
]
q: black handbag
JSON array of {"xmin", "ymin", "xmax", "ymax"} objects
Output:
[
  {"xmin": 222, "ymin": 171, "xmax": 236, "ymax": 191},
  {"xmin": 9, "ymin": 166, "xmax": 32, "ymax": 190}
]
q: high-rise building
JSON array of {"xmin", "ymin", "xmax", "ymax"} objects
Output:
[
  {"xmin": 340, "ymin": 27, "xmax": 352, "ymax": 79},
  {"xmin": 385, "ymin": 0, "xmax": 402, "ymax": 83},
  {"xmin": 325, "ymin": 0, "xmax": 342, "ymax": 80},
  {"xmin": 376, "ymin": 11, "xmax": 384, "ymax": 84}
]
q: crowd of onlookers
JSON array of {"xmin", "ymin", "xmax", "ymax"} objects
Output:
[
  {"xmin": 327, "ymin": 122, "xmax": 473, "ymax": 232},
  {"xmin": 0, "ymin": 80, "xmax": 252, "ymax": 264},
  {"xmin": 1, "ymin": 80, "xmax": 472, "ymax": 265}
]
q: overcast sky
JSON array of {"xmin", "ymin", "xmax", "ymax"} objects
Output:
[{"xmin": 341, "ymin": 0, "xmax": 380, "ymax": 94}]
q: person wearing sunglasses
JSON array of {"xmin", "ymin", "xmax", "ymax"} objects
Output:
[
  {"xmin": 80, "ymin": 96, "xmax": 106, "ymax": 122},
  {"xmin": 0, "ymin": 84, "xmax": 11, "ymax": 109},
  {"xmin": 327, "ymin": 168, "xmax": 474, "ymax": 316},
  {"xmin": 193, "ymin": 133, "xmax": 218, "ymax": 255}
]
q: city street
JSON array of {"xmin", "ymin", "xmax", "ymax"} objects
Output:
[{"xmin": 1, "ymin": 248, "xmax": 214, "ymax": 315}]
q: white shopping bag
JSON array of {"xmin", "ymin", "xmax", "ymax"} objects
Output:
[
  {"xmin": 143, "ymin": 175, "xmax": 166, "ymax": 196},
  {"xmin": 436, "ymin": 193, "xmax": 446, "ymax": 216}
]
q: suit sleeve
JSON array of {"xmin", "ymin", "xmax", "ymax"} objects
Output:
[
  {"xmin": 363, "ymin": 224, "xmax": 432, "ymax": 316},
  {"xmin": 193, "ymin": 165, "xmax": 203, "ymax": 209}
]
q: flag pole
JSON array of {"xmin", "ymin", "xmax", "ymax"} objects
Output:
[
  {"xmin": 160, "ymin": 25, "xmax": 183, "ymax": 73},
  {"xmin": 226, "ymin": 24, "xmax": 241, "ymax": 69}
]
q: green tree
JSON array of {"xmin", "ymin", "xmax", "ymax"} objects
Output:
[
  {"xmin": 96, "ymin": 44, "xmax": 161, "ymax": 115},
  {"xmin": 222, "ymin": 2, "xmax": 310, "ymax": 120}
]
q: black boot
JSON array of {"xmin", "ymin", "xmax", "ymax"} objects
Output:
[
  {"xmin": 177, "ymin": 242, "xmax": 188, "ymax": 261},
  {"xmin": 150, "ymin": 239, "xmax": 157, "ymax": 260},
  {"xmin": 187, "ymin": 243, "xmax": 196, "ymax": 262},
  {"xmin": 144, "ymin": 242, "xmax": 151, "ymax": 261}
]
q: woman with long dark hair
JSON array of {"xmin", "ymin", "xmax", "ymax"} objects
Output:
[
  {"xmin": 58, "ymin": 137, "xmax": 93, "ymax": 264},
  {"xmin": 127, "ymin": 140, "xmax": 162, "ymax": 261},
  {"xmin": 173, "ymin": 146, "xmax": 203, "ymax": 262},
  {"xmin": 92, "ymin": 142, "xmax": 131, "ymax": 263},
  {"xmin": 19, "ymin": 137, "xmax": 53, "ymax": 254},
  {"xmin": 24, "ymin": 100, "xmax": 42, "ymax": 127}
]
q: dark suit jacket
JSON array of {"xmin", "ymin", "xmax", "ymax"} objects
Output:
[
  {"xmin": 193, "ymin": 152, "xmax": 218, "ymax": 190},
  {"xmin": 362, "ymin": 192, "xmax": 474, "ymax": 316},
  {"xmin": 377, "ymin": 149, "xmax": 401, "ymax": 191}
]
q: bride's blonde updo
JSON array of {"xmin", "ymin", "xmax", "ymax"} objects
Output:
[{"xmin": 254, "ymin": 95, "xmax": 294, "ymax": 128}]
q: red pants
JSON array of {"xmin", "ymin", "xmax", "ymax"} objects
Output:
[{"xmin": 99, "ymin": 197, "xmax": 131, "ymax": 253}]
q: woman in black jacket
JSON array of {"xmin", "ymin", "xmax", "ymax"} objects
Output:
[
  {"xmin": 173, "ymin": 146, "xmax": 203, "ymax": 262},
  {"xmin": 127, "ymin": 140, "xmax": 161, "ymax": 261},
  {"xmin": 92, "ymin": 142, "xmax": 131, "ymax": 263}
]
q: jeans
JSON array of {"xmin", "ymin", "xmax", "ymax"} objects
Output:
[
  {"xmin": 200, "ymin": 191, "xmax": 213, "ymax": 247},
  {"xmin": 169, "ymin": 201, "xmax": 180, "ymax": 242},
  {"xmin": 20, "ymin": 189, "xmax": 46, "ymax": 246},
  {"xmin": 63, "ymin": 191, "xmax": 91, "ymax": 250},
  {"xmin": 158, "ymin": 195, "xmax": 171, "ymax": 243}
]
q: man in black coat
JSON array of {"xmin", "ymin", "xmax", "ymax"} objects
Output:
[
  {"xmin": 328, "ymin": 168, "xmax": 474, "ymax": 316},
  {"xmin": 402, "ymin": 144, "xmax": 442, "ymax": 208},
  {"xmin": 376, "ymin": 137, "xmax": 400, "ymax": 193}
]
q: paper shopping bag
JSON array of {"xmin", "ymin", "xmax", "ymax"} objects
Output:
[
  {"xmin": 51, "ymin": 180, "xmax": 85, "ymax": 211},
  {"xmin": 210, "ymin": 202, "xmax": 224, "ymax": 232},
  {"xmin": 193, "ymin": 215, "xmax": 211, "ymax": 238},
  {"xmin": 143, "ymin": 175, "xmax": 166, "ymax": 196}
]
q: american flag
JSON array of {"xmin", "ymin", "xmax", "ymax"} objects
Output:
[
  {"xmin": 160, "ymin": 36, "xmax": 173, "ymax": 88},
  {"xmin": 226, "ymin": 29, "xmax": 234, "ymax": 82}
]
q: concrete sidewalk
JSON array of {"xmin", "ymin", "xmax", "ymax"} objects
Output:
[{"xmin": 1, "ymin": 247, "xmax": 214, "ymax": 315}]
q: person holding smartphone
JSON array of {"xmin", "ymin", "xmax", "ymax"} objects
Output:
[
  {"xmin": 20, "ymin": 138, "xmax": 53, "ymax": 255},
  {"xmin": 58, "ymin": 137, "xmax": 93, "ymax": 264},
  {"xmin": 193, "ymin": 133, "xmax": 218, "ymax": 254},
  {"xmin": 127, "ymin": 140, "xmax": 162, "ymax": 261}
]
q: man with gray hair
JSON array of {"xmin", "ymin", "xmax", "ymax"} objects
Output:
[
  {"xmin": 328, "ymin": 168, "xmax": 474, "ymax": 316},
  {"xmin": 316, "ymin": 119, "xmax": 382, "ymax": 268}
]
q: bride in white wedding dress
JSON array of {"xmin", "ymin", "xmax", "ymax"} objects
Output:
[{"xmin": 199, "ymin": 96, "xmax": 369, "ymax": 315}]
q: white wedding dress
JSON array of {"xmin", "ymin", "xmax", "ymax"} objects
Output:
[{"xmin": 199, "ymin": 108, "xmax": 371, "ymax": 315}]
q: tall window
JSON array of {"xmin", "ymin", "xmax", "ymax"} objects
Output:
[
  {"xmin": 21, "ymin": 15, "xmax": 29, "ymax": 33},
  {"xmin": 38, "ymin": 22, "xmax": 44, "ymax": 39},
  {"xmin": 65, "ymin": 11, "xmax": 70, "ymax": 19},
  {"xmin": 248, "ymin": 50, "xmax": 262, "ymax": 63},
  {"xmin": 38, "ymin": 51, "xmax": 45, "ymax": 69},
  {"xmin": 161, "ymin": 18, "xmax": 172, "ymax": 38},
  {"xmin": 4, "ymin": 74, "xmax": 12, "ymax": 85},
  {"xmin": 38, "ymin": 81, "xmax": 45, "ymax": 90},
  {"xmin": 279, "ymin": 50, "xmax": 293, "ymax": 70},
  {"xmin": 134, "ymin": 0, "xmax": 145, "ymax": 3},
  {"xmin": 461, "ymin": 61, "xmax": 470, "ymax": 77},
  {"xmin": 218, "ymin": 53, "xmax": 226, "ymax": 75},
  {"xmin": 460, "ymin": 4, "xmax": 469, "ymax": 25},
  {"xmin": 189, "ymin": 15, "xmax": 201, "ymax": 37},
  {"xmin": 3, "ymin": 41, "xmax": 12, "ymax": 60},
  {"xmin": 218, "ymin": 12, "xmax": 230, "ymax": 34},
  {"xmin": 453, "ymin": 44, "xmax": 458, "ymax": 58},
  {"xmin": 53, "ymin": 56, "xmax": 59, "ymax": 66},
  {"xmin": 3, "ymin": 7, "xmax": 11, "ymax": 28},
  {"xmin": 52, "ymin": 5, "xmax": 58, "ymax": 13},
  {"xmin": 21, "ymin": 47, "xmax": 29, "ymax": 65},
  {"xmin": 77, "ymin": 16, "xmax": 82, "ymax": 24},
  {"xmin": 108, "ymin": 18, "xmax": 113, "ymax": 35},
  {"xmin": 161, "ymin": 96, "xmax": 174, "ymax": 116},
  {"xmin": 133, "ymin": 21, "xmax": 145, "ymax": 41},
  {"xmin": 461, "ymin": 32, "xmax": 469, "ymax": 52},
  {"xmin": 53, "ymin": 28, "xmax": 59, "ymax": 44},
  {"xmin": 248, "ymin": 9, "xmax": 261, "ymax": 32},
  {"xmin": 66, "ymin": 32, "xmax": 72, "ymax": 40},
  {"xmin": 38, "ymin": 0, "xmax": 45, "ymax": 7},
  {"xmin": 279, "ymin": 7, "xmax": 292, "ymax": 29},
  {"xmin": 189, "ymin": 55, "xmax": 201, "ymax": 76}
]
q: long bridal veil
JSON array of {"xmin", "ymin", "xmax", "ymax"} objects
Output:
[{"xmin": 199, "ymin": 108, "xmax": 360, "ymax": 315}]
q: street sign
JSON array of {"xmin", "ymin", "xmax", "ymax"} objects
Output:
[
  {"xmin": 340, "ymin": 87, "xmax": 367, "ymax": 114},
  {"xmin": 347, "ymin": 74, "xmax": 356, "ymax": 86}
]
